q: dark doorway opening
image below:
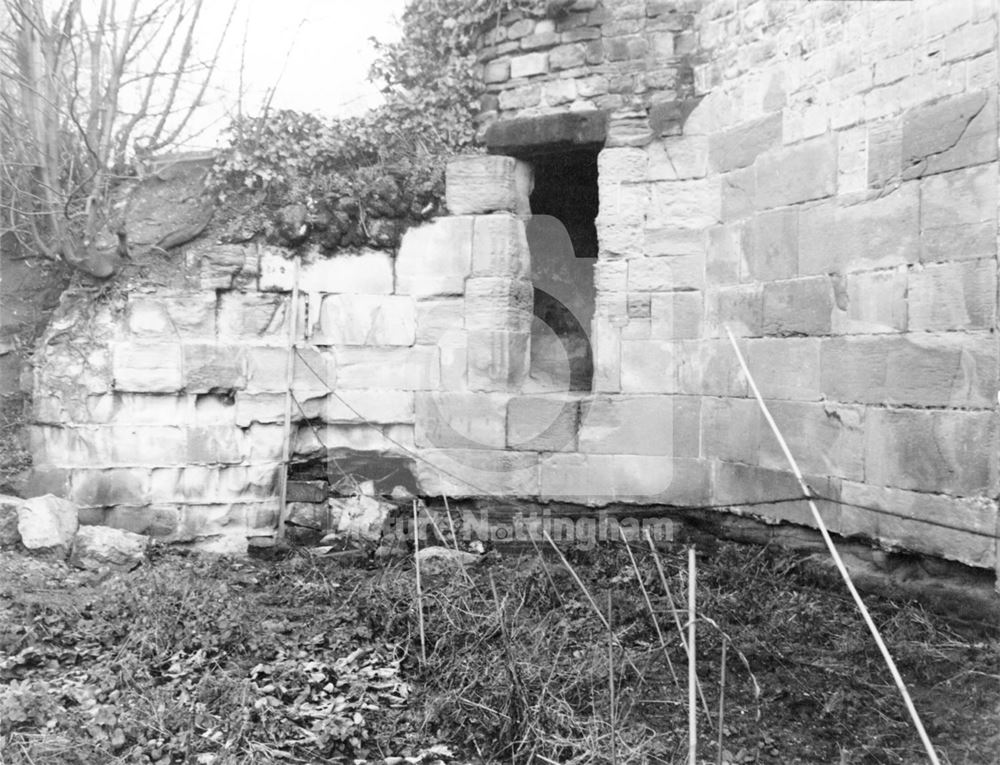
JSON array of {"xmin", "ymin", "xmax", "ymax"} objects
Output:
[{"xmin": 526, "ymin": 148, "xmax": 599, "ymax": 392}]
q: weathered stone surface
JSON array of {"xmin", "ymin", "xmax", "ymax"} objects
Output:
[
  {"xmin": 334, "ymin": 490, "xmax": 393, "ymax": 543},
  {"xmin": 326, "ymin": 390, "xmax": 415, "ymax": 424},
  {"xmin": 510, "ymin": 51, "xmax": 548, "ymax": 78},
  {"xmin": 919, "ymin": 164, "xmax": 997, "ymax": 263},
  {"xmin": 865, "ymin": 408, "xmax": 996, "ymax": 495},
  {"xmin": 539, "ymin": 453, "xmax": 709, "ymax": 505},
  {"xmin": 507, "ymin": 395, "xmax": 579, "ymax": 451},
  {"xmin": 185, "ymin": 426, "xmax": 243, "ymax": 465},
  {"xmin": 700, "ymin": 397, "xmax": 760, "ymax": 464},
  {"xmin": 901, "ymin": 89, "xmax": 998, "ymax": 179},
  {"xmin": 415, "ymin": 299, "xmax": 464, "ymax": 344},
  {"xmin": 836, "ymin": 268, "xmax": 907, "ymax": 334},
  {"xmin": 710, "ymin": 462, "xmax": 841, "ymax": 527},
  {"xmin": 648, "ymin": 178, "xmax": 721, "ymax": 227},
  {"xmin": 706, "ymin": 225, "xmax": 742, "ymax": 285},
  {"xmin": 484, "ymin": 111, "xmax": 608, "ymax": 154},
  {"xmin": 745, "ymin": 208, "xmax": 797, "ymax": 281},
  {"xmin": 467, "ymin": 331, "xmax": 528, "ymax": 391},
  {"xmin": 287, "ymin": 480, "xmax": 327, "ymax": 503},
  {"xmin": 762, "ymin": 277, "xmax": 834, "ymax": 336},
  {"xmin": 628, "ymin": 256, "xmax": 704, "ymax": 291},
  {"xmin": 70, "ymin": 525, "xmax": 148, "ymax": 570},
  {"xmin": 245, "ymin": 347, "xmax": 333, "ymax": 393},
  {"xmin": 416, "ymin": 546, "xmax": 482, "ymax": 568},
  {"xmin": 316, "ymin": 295, "xmax": 416, "ymax": 346},
  {"xmin": 484, "ymin": 59, "xmax": 510, "ymax": 84},
  {"xmin": 908, "ymin": 260, "xmax": 996, "ymax": 331},
  {"xmin": 445, "ymin": 156, "xmax": 533, "ymax": 216},
  {"xmin": 465, "ymin": 278, "xmax": 533, "ymax": 331},
  {"xmin": 105, "ymin": 504, "xmax": 179, "ymax": 538},
  {"xmin": 123, "ymin": 156, "xmax": 213, "ymax": 252},
  {"xmin": 650, "ymin": 292, "xmax": 702, "ymax": 339},
  {"xmin": 218, "ymin": 292, "xmax": 295, "ymax": 341},
  {"xmin": 579, "ymin": 395, "xmax": 699, "ymax": 456},
  {"xmin": 746, "ymin": 338, "xmax": 821, "ymax": 401},
  {"xmin": 798, "ymin": 183, "xmax": 919, "ymax": 275},
  {"xmin": 820, "ymin": 334, "xmax": 997, "ymax": 408},
  {"xmin": 704, "ymin": 285, "xmax": 762, "ymax": 337},
  {"xmin": 643, "ymin": 227, "xmax": 707, "ymax": 257},
  {"xmin": 334, "ymin": 346, "xmax": 440, "ymax": 390},
  {"xmin": 758, "ymin": 401, "xmax": 865, "ymax": 481},
  {"xmin": 755, "ymin": 134, "xmax": 837, "ymax": 208},
  {"xmin": 721, "ymin": 166, "xmax": 756, "ymax": 220},
  {"xmin": 112, "ymin": 342, "xmax": 183, "ymax": 393},
  {"xmin": 0, "ymin": 495, "xmax": 23, "ymax": 546},
  {"xmin": 708, "ymin": 113, "xmax": 782, "ymax": 171},
  {"xmin": 187, "ymin": 244, "xmax": 258, "ymax": 290},
  {"xmin": 647, "ymin": 134, "xmax": 709, "ymax": 180},
  {"xmin": 396, "ymin": 217, "xmax": 474, "ymax": 296},
  {"xmin": 127, "ymin": 294, "xmax": 215, "ymax": 338},
  {"xmin": 183, "ymin": 344, "xmax": 247, "ymax": 392},
  {"xmin": 414, "ymin": 449, "xmax": 539, "ymax": 497},
  {"xmin": 472, "ymin": 214, "xmax": 531, "ymax": 277},
  {"xmin": 17, "ymin": 494, "xmax": 78, "ymax": 554},
  {"xmin": 259, "ymin": 247, "xmax": 394, "ymax": 294},
  {"xmin": 415, "ymin": 392, "xmax": 508, "ymax": 449}
]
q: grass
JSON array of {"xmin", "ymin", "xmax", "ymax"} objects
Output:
[{"xmin": 0, "ymin": 540, "xmax": 997, "ymax": 764}]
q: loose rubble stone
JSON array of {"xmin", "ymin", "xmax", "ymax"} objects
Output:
[
  {"xmin": 70, "ymin": 525, "xmax": 149, "ymax": 570},
  {"xmin": 17, "ymin": 494, "xmax": 79, "ymax": 555}
]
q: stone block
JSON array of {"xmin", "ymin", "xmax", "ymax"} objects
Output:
[
  {"xmin": 708, "ymin": 113, "xmax": 782, "ymax": 172},
  {"xmin": 597, "ymin": 219, "xmax": 643, "ymax": 257},
  {"xmin": 287, "ymin": 480, "xmax": 327, "ymax": 503},
  {"xmin": 439, "ymin": 334, "xmax": 468, "ymax": 390},
  {"xmin": 445, "ymin": 156, "xmax": 533, "ymax": 217},
  {"xmin": 109, "ymin": 426, "xmax": 186, "ymax": 466},
  {"xmin": 218, "ymin": 292, "xmax": 297, "ymax": 342},
  {"xmin": 467, "ymin": 331, "xmax": 528, "ymax": 391},
  {"xmin": 629, "ymin": 256, "xmax": 705, "ymax": 292},
  {"xmin": 643, "ymin": 227, "xmax": 707, "ymax": 258},
  {"xmin": 865, "ymin": 408, "xmax": 996, "ymax": 495},
  {"xmin": 758, "ymin": 401, "xmax": 865, "ymax": 481},
  {"xmin": 919, "ymin": 164, "xmax": 997, "ymax": 263},
  {"xmin": 594, "ymin": 260, "xmax": 628, "ymax": 293},
  {"xmin": 701, "ymin": 397, "xmax": 760, "ymax": 464},
  {"xmin": 550, "ymin": 42, "xmax": 587, "ymax": 69},
  {"xmin": 182, "ymin": 344, "xmax": 247, "ymax": 392},
  {"xmin": 836, "ymin": 267, "xmax": 907, "ymax": 334},
  {"xmin": 647, "ymin": 136, "xmax": 709, "ymax": 181},
  {"xmin": 710, "ymin": 461, "xmax": 841, "ymax": 526},
  {"xmin": 498, "ymin": 84, "xmax": 541, "ymax": 110},
  {"xmin": 755, "ymin": 134, "xmax": 837, "ymax": 209},
  {"xmin": 299, "ymin": 249, "xmax": 394, "ymax": 294},
  {"xmin": 415, "ymin": 299, "xmax": 465, "ymax": 344},
  {"xmin": 539, "ymin": 453, "xmax": 709, "ymax": 505},
  {"xmin": 326, "ymin": 390, "xmax": 415, "ymax": 424},
  {"xmin": 472, "ymin": 213, "xmax": 531, "ymax": 277},
  {"xmin": 17, "ymin": 494, "xmax": 78, "ymax": 553},
  {"xmin": 105, "ymin": 504, "xmax": 180, "ymax": 538},
  {"xmin": 620, "ymin": 339, "xmax": 680, "ymax": 394},
  {"xmin": 820, "ymin": 334, "xmax": 997, "ymax": 408},
  {"xmin": 745, "ymin": 208, "xmax": 797, "ymax": 281},
  {"xmin": 315, "ymin": 294, "xmax": 416, "ymax": 346},
  {"xmin": 193, "ymin": 393, "xmax": 238, "ymax": 426},
  {"xmin": 901, "ymin": 89, "xmax": 997, "ymax": 179},
  {"xmin": 185, "ymin": 426, "xmax": 243, "ymax": 465},
  {"xmin": 506, "ymin": 394, "xmax": 580, "ymax": 451},
  {"xmin": 706, "ymin": 225, "xmax": 742, "ymax": 285},
  {"xmin": 721, "ymin": 167, "xmax": 756, "ymax": 220},
  {"xmin": 334, "ymin": 346, "xmax": 440, "ymax": 390},
  {"xmin": 650, "ymin": 292, "xmax": 702, "ymax": 339},
  {"xmin": 127, "ymin": 293, "xmax": 215, "ymax": 338},
  {"xmin": 798, "ymin": 183, "xmax": 919, "ymax": 275},
  {"xmin": 484, "ymin": 59, "xmax": 510, "ymax": 84},
  {"xmin": 704, "ymin": 285, "xmax": 762, "ymax": 337},
  {"xmin": 510, "ymin": 51, "xmax": 548, "ymax": 78},
  {"xmin": 70, "ymin": 469, "xmax": 151, "ymax": 507},
  {"xmin": 648, "ymin": 178, "xmax": 721, "ymax": 228},
  {"xmin": 838, "ymin": 482, "xmax": 997, "ymax": 568},
  {"xmin": 414, "ymin": 448, "xmax": 539, "ymax": 497},
  {"xmin": 592, "ymin": 316, "xmax": 622, "ymax": 392},
  {"xmin": 396, "ymin": 217, "xmax": 474, "ymax": 296},
  {"xmin": 70, "ymin": 525, "xmax": 148, "ymax": 570},
  {"xmin": 242, "ymin": 424, "xmax": 286, "ymax": 462},
  {"xmin": 762, "ymin": 277, "xmax": 834, "ymax": 336},
  {"xmin": 187, "ymin": 243, "xmax": 257, "ymax": 290},
  {"xmin": 866, "ymin": 117, "xmax": 902, "ymax": 188},
  {"xmin": 465, "ymin": 277, "xmax": 533, "ymax": 331},
  {"xmin": 746, "ymin": 338, "xmax": 821, "ymax": 401},
  {"xmin": 598, "ymin": 147, "xmax": 648, "ymax": 185},
  {"xmin": 543, "ymin": 79, "xmax": 577, "ymax": 105},
  {"xmin": 245, "ymin": 346, "xmax": 333, "ymax": 393},
  {"xmin": 415, "ymin": 392, "xmax": 508, "ymax": 449},
  {"xmin": 579, "ymin": 395, "xmax": 699, "ymax": 457},
  {"xmin": 112, "ymin": 342, "xmax": 183, "ymax": 393},
  {"xmin": 909, "ymin": 260, "xmax": 995, "ymax": 331}
]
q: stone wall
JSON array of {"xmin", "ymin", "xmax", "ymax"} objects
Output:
[{"xmin": 26, "ymin": 0, "xmax": 1000, "ymax": 572}]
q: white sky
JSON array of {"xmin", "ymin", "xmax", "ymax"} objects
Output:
[{"xmin": 187, "ymin": 0, "xmax": 408, "ymax": 148}]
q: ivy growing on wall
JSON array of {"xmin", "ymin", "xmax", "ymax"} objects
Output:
[{"xmin": 211, "ymin": 0, "xmax": 550, "ymax": 252}]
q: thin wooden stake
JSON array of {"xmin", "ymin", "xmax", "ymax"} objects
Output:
[
  {"xmin": 275, "ymin": 254, "xmax": 301, "ymax": 541},
  {"xmin": 413, "ymin": 499, "xmax": 427, "ymax": 664},
  {"xmin": 607, "ymin": 590, "xmax": 618, "ymax": 765},
  {"xmin": 688, "ymin": 546, "xmax": 697, "ymax": 765},
  {"xmin": 619, "ymin": 527, "xmax": 679, "ymax": 687},
  {"xmin": 716, "ymin": 640, "xmax": 727, "ymax": 765},
  {"xmin": 725, "ymin": 327, "xmax": 941, "ymax": 765},
  {"xmin": 645, "ymin": 529, "xmax": 713, "ymax": 723}
]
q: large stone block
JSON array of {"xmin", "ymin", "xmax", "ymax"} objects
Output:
[
  {"xmin": 643, "ymin": 227, "xmax": 707, "ymax": 257},
  {"xmin": 396, "ymin": 217, "xmax": 474, "ymax": 296},
  {"xmin": 865, "ymin": 408, "xmax": 997, "ymax": 495},
  {"xmin": 464, "ymin": 277, "xmax": 533, "ymax": 331},
  {"xmin": 110, "ymin": 426, "xmax": 186, "ymax": 466},
  {"xmin": 745, "ymin": 208, "xmax": 798, "ymax": 281},
  {"xmin": 762, "ymin": 277, "xmax": 834, "ymax": 336},
  {"xmin": 919, "ymin": 164, "xmax": 997, "ymax": 263},
  {"xmin": 708, "ymin": 113, "xmax": 782, "ymax": 171},
  {"xmin": 909, "ymin": 260, "xmax": 996, "ymax": 331},
  {"xmin": 259, "ymin": 247, "xmax": 394, "ymax": 294},
  {"xmin": 245, "ymin": 346, "xmax": 334, "ymax": 393},
  {"xmin": 598, "ymin": 147, "xmax": 648, "ymax": 184},
  {"xmin": 445, "ymin": 156, "xmax": 533, "ymax": 216},
  {"xmin": 415, "ymin": 299, "xmax": 465, "ymax": 344},
  {"xmin": 746, "ymin": 338, "xmax": 821, "ymax": 401},
  {"xmin": 579, "ymin": 395, "xmax": 699, "ymax": 457},
  {"xmin": 704, "ymin": 285, "xmax": 763, "ymax": 338},
  {"xmin": 620, "ymin": 339, "xmax": 681, "ymax": 394},
  {"xmin": 315, "ymin": 294, "xmax": 416, "ymax": 346},
  {"xmin": 415, "ymin": 392, "xmax": 508, "ymax": 449},
  {"xmin": 647, "ymin": 178, "xmax": 721, "ymax": 228},
  {"xmin": 755, "ymin": 134, "xmax": 837, "ymax": 209},
  {"xmin": 647, "ymin": 136, "xmax": 709, "ymax": 181},
  {"xmin": 836, "ymin": 267, "xmax": 907, "ymax": 334},
  {"xmin": 629, "ymin": 256, "xmax": 705, "ymax": 292},
  {"xmin": 70, "ymin": 468, "xmax": 151, "ymax": 507},
  {"xmin": 721, "ymin": 167, "xmax": 755, "ymax": 220},
  {"xmin": 592, "ymin": 316, "xmax": 622, "ymax": 392},
  {"xmin": 507, "ymin": 394, "xmax": 580, "ymax": 452},
  {"xmin": 820, "ymin": 334, "xmax": 997, "ymax": 408},
  {"xmin": 701, "ymin": 397, "xmax": 760, "ymax": 464},
  {"xmin": 218, "ymin": 292, "xmax": 298, "ymax": 342},
  {"xmin": 838, "ymin": 481, "xmax": 997, "ymax": 568},
  {"xmin": 127, "ymin": 293, "xmax": 215, "ymax": 338},
  {"xmin": 798, "ymin": 183, "xmax": 919, "ymax": 275},
  {"xmin": 466, "ymin": 331, "xmax": 528, "ymax": 391},
  {"xmin": 334, "ymin": 346, "xmax": 440, "ymax": 390},
  {"xmin": 650, "ymin": 292, "xmax": 702, "ymax": 339},
  {"xmin": 183, "ymin": 344, "xmax": 247, "ymax": 392},
  {"xmin": 414, "ymin": 448, "xmax": 539, "ymax": 497},
  {"xmin": 901, "ymin": 89, "xmax": 997, "ymax": 179},
  {"xmin": 112, "ymin": 342, "xmax": 183, "ymax": 393},
  {"xmin": 706, "ymin": 224, "xmax": 743, "ymax": 285},
  {"xmin": 710, "ymin": 461, "xmax": 841, "ymax": 527},
  {"xmin": 186, "ymin": 243, "xmax": 258, "ymax": 290},
  {"xmin": 17, "ymin": 494, "xmax": 78, "ymax": 553},
  {"xmin": 185, "ymin": 426, "xmax": 243, "ymax": 465},
  {"xmin": 539, "ymin": 453, "xmax": 709, "ymax": 506},
  {"xmin": 758, "ymin": 401, "xmax": 865, "ymax": 481},
  {"xmin": 472, "ymin": 213, "xmax": 531, "ymax": 277}
]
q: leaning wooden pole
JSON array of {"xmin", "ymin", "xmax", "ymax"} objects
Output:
[
  {"xmin": 725, "ymin": 327, "xmax": 941, "ymax": 765},
  {"xmin": 275, "ymin": 255, "xmax": 301, "ymax": 541},
  {"xmin": 688, "ymin": 546, "xmax": 697, "ymax": 765}
]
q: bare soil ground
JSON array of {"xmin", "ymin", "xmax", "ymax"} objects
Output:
[{"xmin": 0, "ymin": 541, "xmax": 997, "ymax": 764}]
